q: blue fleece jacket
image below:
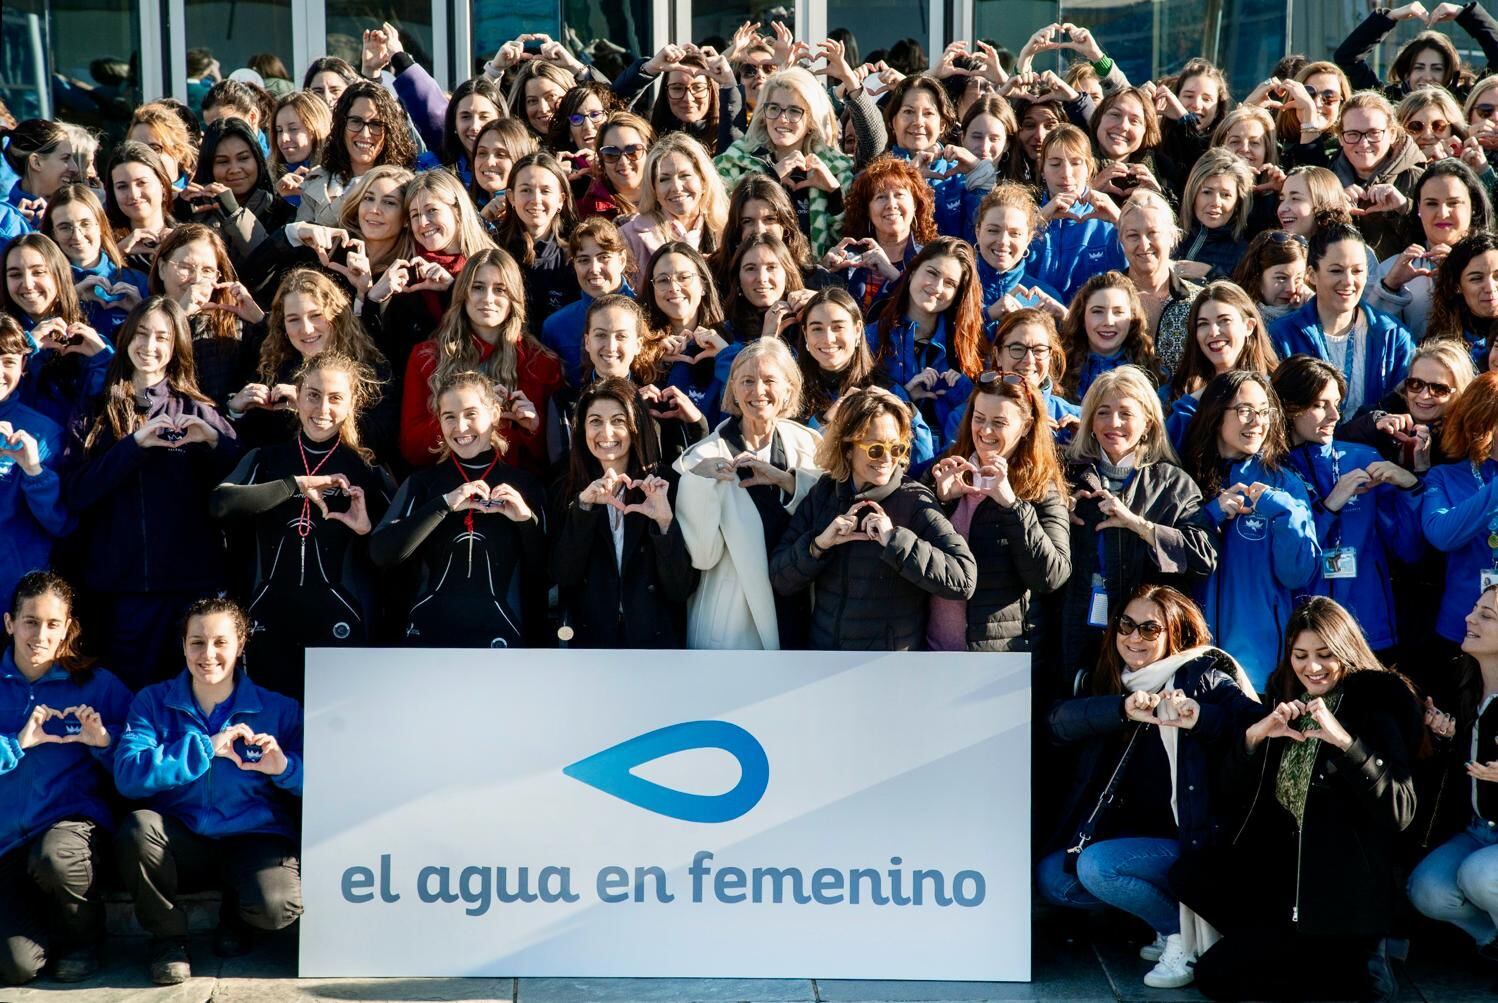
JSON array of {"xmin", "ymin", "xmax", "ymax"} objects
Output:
[
  {"xmin": 15, "ymin": 312, "xmax": 115, "ymax": 429},
  {"xmin": 1421, "ymin": 458, "xmax": 1498, "ymax": 643},
  {"xmin": 1074, "ymin": 349, "xmax": 1131, "ymax": 403},
  {"xmin": 0, "ymin": 392, "xmax": 69, "ymax": 607},
  {"xmin": 541, "ymin": 282, "xmax": 635, "ymax": 388},
  {"xmin": 1164, "ymin": 391, "xmax": 1200, "ymax": 454},
  {"xmin": 1, "ymin": 181, "xmax": 39, "ymax": 240},
  {"xmin": 71, "ymin": 257, "xmax": 149, "ymax": 340},
  {"xmin": 1026, "ymin": 207, "xmax": 1127, "ymax": 304},
  {"xmin": 0, "ymin": 652, "xmax": 131, "ymax": 858},
  {"xmin": 976, "ymin": 255, "xmax": 1062, "ymax": 338},
  {"xmin": 886, "ymin": 146, "xmax": 994, "ymax": 239},
  {"xmin": 1285, "ymin": 441, "xmax": 1424, "ymax": 650},
  {"xmin": 114, "ymin": 669, "xmax": 303, "ymax": 840},
  {"xmin": 1267, "ymin": 299, "xmax": 1416, "ymax": 419},
  {"xmin": 1198, "ymin": 456, "xmax": 1320, "ymax": 690},
  {"xmin": 866, "ymin": 314, "xmax": 971, "ymax": 441}
]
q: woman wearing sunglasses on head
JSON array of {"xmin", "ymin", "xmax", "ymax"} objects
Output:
[
  {"xmin": 771, "ymin": 386, "xmax": 975, "ymax": 651},
  {"xmin": 1060, "ymin": 367, "xmax": 1216, "ymax": 676},
  {"xmin": 920, "ymin": 373, "xmax": 1067, "ymax": 653},
  {"xmin": 1180, "ymin": 371, "xmax": 1319, "ymax": 691},
  {"xmin": 1170, "ymin": 597, "xmax": 1420, "ymax": 1002},
  {"xmin": 1274, "ymin": 355, "xmax": 1423, "ymax": 664},
  {"xmin": 1039, "ymin": 584, "xmax": 1260, "ymax": 991}
]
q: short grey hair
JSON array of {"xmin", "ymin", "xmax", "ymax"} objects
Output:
[{"xmin": 722, "ymin": 337, "xmax": 804, "ymax": 419}]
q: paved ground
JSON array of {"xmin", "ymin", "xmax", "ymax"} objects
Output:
[{"xmin": 3, "ymin": 914, "xmax": 1495, "ymax": 1003}]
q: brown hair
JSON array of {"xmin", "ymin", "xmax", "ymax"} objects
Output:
[
  {"xmin": 1171, "ymin": 281, "xmax": 1278, "ymax": 398},
  {"xmin": 975, "ymin": 182, "xmax": 1044, "ymax": 242},
  {"xmin": 1090, "ymin": 88, "xmax": 1162, "ymax": 160},
  {"xmin": 1092, "ymin": 584, "xmax": 1211, "ymax": 695},
  {"xmin": 583, "ymin": 293, "xmax": 660, "ymax": 383},
  {"xmin": 873, "ymin": 237, "xmax": 986, "ymax": 377},
  {"xmin": 182, "ymin": 595, "xmax": 250, "ymax": 650},
  {"xmin": 40, "ymin": 183, "xmax": 126, "ymax": 269},
  {"xmin": 128, "ymin": 103, "xmax": 198, "ymax": 178},
  {"xmin": 9, "ymin": 570, "xmax": 93, "ymax": 676},
  {"xmin": 103, "ymin": 140, "xmax": 175, "ymax": 233},
  {"xmin": 429, "ymin": 249, "xmax": 552, "ymax": 397},
  {"xmin": 0, "ymin": 234, "xmax": 81, "ymax": 324},
  {"xmin": 322, "ymin": 81, "xmax": 417, "ymax": 182},
  {"xmin": 263, "ymin": 269, "xmax": 387, "ymax": 382},
  {"xmin": 881, "ymin": 75, "xmax": 957, "ymax": 148},
  {"xmin": 433, "ymin": 371, "xmax": 508, "ymax": 458},
  {"xmin": 1060, "ymin": 271, "xmax": 1156, "ymax": 399},
  {"xmin": 988, "ymin": 308, "xmax": 1067, "ymax": 387},
  {"xmin": 946, "ymin": 372, "xmax": 1068, "ymax": 502},
  {"xmin": 814, "ymin": 385, "xmax": 914, "ymax": 481},
  {"xmin": 1231, "ymin": 230, "xmax": 1308, "ymax": 309},
  {"xmin": 87, "ymin": 297, "xmax": 214, "ymax": 451},
  {"xmin": 293, "ymin": 350, "xmax": 379, "ymax": 463},
  {"xmin": 270, "ymin": 91, "xmax": 333, "ymax": 171},
  {"xmin": 1275, "ymin": 62, "xmax": 1352, "ymax": 139},
  {"xmin": 1266, "ymin": 596, "xmax": 1386, "ymax": 701},
  {"xmin": 146, "ymin": 224, "xmax": 240, "ymax": 340}
]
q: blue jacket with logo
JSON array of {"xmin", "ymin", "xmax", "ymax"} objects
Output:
[
  {"xmin": 1198, "ymin": 456, "xmax": 1320, "ymax": 690},
  {"xmin": 1286, "ymin": 441, "xmax": 1424, "ymax": 650},
  {"xmin": 886, "ymin": 146, "xmax": 995, "ymax": 240},
  {"xmin": 71, "ymin": 257, "xmax": 149, "ymax": 341},
  {"xmin": 976, "ymin": 253, "xmax": 1062, "ymax": 340},
  {"xmin": 0, "ymin": 181, "xmax": 38, "ymax": 246},
  {"xmin": 15, "ymin": 312, "xmax": 115, "ymax": 429},
  {"xmin": 1026, "ymin": 210, "xmax": 1127, "ymax": 304},
  {"xmin": 0, "ymin": 652, "xmax": 131, "ymax": 857},
  {"xmin": 541, "ymin": 282, "xmax": 635, "ymax": 388},
  {"xmin": 1267, "ymin": 299, "xmax": 1416, "ymax": 419},
  {"xmin": 114, "ymin": 669, "xmax": 303, "ymax": 839},
  {"xmin": 1421, "ymin": 458, "xmax": 1498, "ymax": 644},
  {"xmin": 866, "ymin": 314, "xmax": 971, "ymax": 443},
  {"xmin": 0, "ymin": 392, "xmax": 69, "ymax": 608}
]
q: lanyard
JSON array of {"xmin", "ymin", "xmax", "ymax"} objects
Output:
[
  {"xmin": 451, "ymin": 452, "xmax": 501, "ymax": 535},
  {"xmin": 1473, "ymin": 461, "xmax": 1498, "ymax": 563},
  {"xmin": 295, "ymin": 437, "xmax": 335, "ymax": 539}
]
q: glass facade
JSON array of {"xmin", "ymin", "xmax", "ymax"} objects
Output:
[
  {"xmin": 2, "ymin": 0, "xmax": 140, "ymax": 139},
  {"xmin": 183, "ymin": 0, "xmax": 295, "ymax": 87},
  {"xmin": 325, "ymin": 0, "xmax": 435, "ymax": 76}
]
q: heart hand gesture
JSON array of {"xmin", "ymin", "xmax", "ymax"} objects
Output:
[
  {"xmin": 1301, "ymin": 697, "xmax": 1354, "ymax": 750},
  {"xmin": 237, "ymin": 732, "xmax": 289, "ymax": 776},
  {"xmin": 368, "ymin": 259, "xmax": 411, "ymax": 303},
  {"xmin": 731, "ymin": 452, "xmax": 794, "ymax": 493},
  {"xmin": 930, "ymin": 456, "xmax": 978, "ymax": 502},
  {"xmin": 1124, "ymin": 690, "xmax": 1164, "ymax": 725},
  {"xmin": 646, "ymin": 384, "xmax": 703, "ymax": 424},
  {"xmin": 485, "ymin": 482, "xmax": 534, "ymax": 522},
  {"xmin": 0, "ymin": 421, "xmax": 43, "ymax": 476},
  {"xmin": 212, "ymin": 722, "xmax": 256, "ymax": 765},
  {"xmin": 204, "ymin": 281, "xmax": 266, "ymax": 325},
  {"xmin": 623, "ymin": 473, "xmax": 674, "ymax": 530},
  {"xmin": 444, "ymin": 479, "xmax": 492, "ymax": 513},
  {"xmin": 1324, "ymin": 468, "xmax": 1374, "ymax": 512},
  {"xmin": 501, "ymin": 389, "xmax": 540, "ymax": 433},
  {"xmin": 405, "ymin": 259, "xmax": 454, "ymax": 294},
  {"xmin": 1246, "ymin": 700, "xmax": 1309, "ymax": 750}
]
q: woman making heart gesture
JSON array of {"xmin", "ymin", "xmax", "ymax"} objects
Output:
[
  {"xmin": 1171, "ymin": 596, "xmax": 1420, "ymax": 1002},
  {"xmin": 114, "ymin": 598, "xmax": 304, "ymax": 986},
  {"xmin": 67, "ymin": 298, "xmax": 238, "ymax": 689},
  {"xmin": 1038, "ymin": 585, "xmax": 1261, "ymax": 992},
  {"xmin": 0, "ymin": 572, "xmax": 130, "ymax": 986},
  {"xmin": 211, "ymin": 352, "xmax": 395, "ymax": 700},
  {"xmin": 549, "ymin": 378, "xmax": 697, "ymax": 647},
  {"xmin": 771, "ymin": 385, "xmax": 976, "ymax": 650},
  {"xmin": 373, "ymin": 372, "xmax": 547, "ymax": 648},
  {"xmin": 39, "ymin": 184, "xmax": 148, "ymax": 340}
]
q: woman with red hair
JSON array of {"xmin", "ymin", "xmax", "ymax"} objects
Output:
[{"xmin": 831, "ymin": 155, "xmax": 937, "ymax": 320}]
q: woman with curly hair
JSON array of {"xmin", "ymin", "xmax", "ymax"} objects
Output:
[
  {"xmin": 834, "ymin": 155, "xmax": 938, "ymax": 320},
  {"xmin": 297, "ymin": 82, "xmax": 416, "ymax": 227}
]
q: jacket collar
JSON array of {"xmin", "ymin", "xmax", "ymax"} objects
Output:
[
  {"xmin": 977, "ymin": 255, "xmax": 1024, "ymax": 298},
  {"xmin": 0, "ymin": 647, "xmax": 69, "ymax": 685},
  {"xmin": 162, "ymin": 667, "xmax": 263, "ymax": 719}
]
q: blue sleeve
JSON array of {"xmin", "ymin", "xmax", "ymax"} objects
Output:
[
  {"xmin": 1377, "ymin": 481, "xmax": 1426, "ymax": 565},
  {"xmin": 391, "ymin": 62, "xmax": 449, "ymax": 154},
  {"xmin": 88, "ymin": 671, "xmax": 135, "ymax": 772},
  {"xmin": 909, "ymin": 407, "xmax": 936, "ymax": 463},
  {"xmin": 1422, "ymin": 466, "xmax": 1498, "ymax": 552},
  {"xmin": 1379, "ymin": 320, "xmax": 1416, "ymax": 403},
  {"xmin": 1254, "ymin": 478, "xmax": 1320, "ymax": 589},
  {"xmin": 931, "ymin": 175, "xmax": 967, "ymax": 238},
  {"xmin": 0, "ymin": 733, "xmax": 22, "ymax": 774},
  {"xmin": 713, "ymin": 341, "xmax": 746, "ymax": 389},
  {"xmin": 271, "ymin": 701, "xmax": 304, "ymax": 796},
  {"xmin": 112, "ymin": 692, "xmax": 213, "ymax": 798},
  {"xmin": 18, "ymin": 462, "xmax": 70, "ymax": 538},
  {"xmin": 1267, "ymin": 317, "xmax": 1297, "ymax": 361}
]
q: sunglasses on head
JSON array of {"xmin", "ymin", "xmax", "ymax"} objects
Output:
[
  {"xmin": 977, "ymin": 370, "xmax": 1028, "ymax": 389},
  {"xmin": 1116, "ymin": 614, "xmax": 1165, "ymax": 641},
  {"xmin": 1269, "ymin": 230, "xmax": 1309, "ymax": 247},
  {"xmin": 1404, "ymin": 376, "xmax": 1455, "ymax": 398}
]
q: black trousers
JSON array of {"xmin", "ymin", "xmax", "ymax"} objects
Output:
[
  {"xmin": 114, "ymin": 810, "xmax": 302, "ymax": 940},
  {"xmin": 0, "ymin": 819, "xmax": 107, "ymax": 986}
]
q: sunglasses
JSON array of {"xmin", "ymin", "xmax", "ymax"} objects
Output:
[
  {"xmin": 852, "ymin": 439, "xmax": 910, "ymax": 461},
  {"xmin": 569, "ymin": 109, "xmax": 606, "ymax": 126},
  {"xmin": 1116, "ymin": 614, "xmax": 1165, "ymax": 641},
  {"xmin": 977, "ymin": 370, "xmax": 1028, "ymax": 388},
  {"xmin": 1404, "ymin": 376, "xmax": 1455, "ymax": 398},
  {"xmin": 1309, "ymin": 88, "xmax": 1341, "ymax": 104},
  {"xmin": 1474, "ymin": 103, "xmax": 1497, "ymax": 119},
  {"xmin": 739, "ymin": 63, "xmax": 774, "ymax": 79},
  {"xmin": 599, "ymin": 143, "xmax": 646, "ymax": 162},
  {"xmin": 1405, "ymin": 119, "xmax": 1450, "ymax": 135},
  {"xmin": 1269, "ymin": 230, "xmax": 1309, "ymax": 247}
]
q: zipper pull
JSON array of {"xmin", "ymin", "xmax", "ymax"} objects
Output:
[{"xmin": 1291, "ymin": 905, "xmax": 1299, "ymax": 923}]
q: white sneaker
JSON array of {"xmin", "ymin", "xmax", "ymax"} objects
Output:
[
  {"xmin": 1139, "ymin": 932, "xmax": 1168, "ymax": 962},
  {"xmin": 1143, "ymin": 933, "xmax": 1195, "ymax": 989}
]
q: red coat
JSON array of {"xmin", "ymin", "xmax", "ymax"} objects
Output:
[{"xmin": 399, "ymin": 333, "xmax": 564, "ymax": 477}]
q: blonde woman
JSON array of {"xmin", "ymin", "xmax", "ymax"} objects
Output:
[
  {"xmin": 618, "ymin": 133, "xmax": 729, "ymax": 288},
  {"xmin": 1396, "ymin": 87, "xmax": 1466, "ymax": 164},
  {"xmin": 1176, "ymin": 148, "xmax": 1255, "ymax": 282},
  {"xmin": 1329, "ymin": 91, "xmax": 1425, "ymax": 258},
  {"xmin": 1062, "ymin": 364, "xmax": 1216, "ymax": 671},
  {"xmin": 714, "ymin": 67, "xmax": 855, "ymax": 257},
  {"xmin": 673, "ymin": 338, "xmax": 822, "ymax": 650},
  {"xmin": 1117, "ymin": 191, "xmax": 1203, "ymax": 381},
  {"xmin": 1342, "ymin": 337, "xmax": 1476, "ymax": 472}
]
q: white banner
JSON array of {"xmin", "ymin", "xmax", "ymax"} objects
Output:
[{"xmin": 299, "ymin": 649, "xmax": 1031, "ymax": 981}]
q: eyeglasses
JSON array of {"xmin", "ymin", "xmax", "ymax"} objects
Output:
[
  {"xmin": 1404, "ymin": 376, "xmax": 1455, "ymax": 398},
  {"xmin": 1002, "ymin": 344, "xmax": 1052, "ymax": 362},
  {"xmin": 1340, "ymin": 128, "xmax": 1387, "ymax": 147},
  {"xmin": 852, "ymin": 439, "xmax": 910, "ymax": 461},
  {"xmin": 652, "ymin": 270, "xmax": 700, "ymax": 290},
  {"xmin": 346, "ymin": 115, "xmax": 386, "ymax": 137},
  {"xmin": 762, "ymin": 102, "xmax": 807, "ymax": 124},
  {"xmin": 1231, "ymin": 404, "xmax": 1279, "ymax": 424},
  {"xmin": 739, "ymin": 63, "xmax": 774, "ymax": 79},
  {"xmin": 667, "ymin": 82, "xmax": 712, "ymax": 100},
  {"xmin": 1474, "ymin": 103, "xmax": 1497, "ymax": 120},
  {"xmin": 1269, "ymin": 230, "xmax": 1309, "ymax": 247},
  {"xmin": 1116, "ymin": 614, "xmax": 1165, "ymax": 641},
  {"xmin": 1309, "ymin": 88, "xmax": 1341, "ymax": 105},
  {"xmin": 169, "ymin": 259, "xmax": 220, "ymax": 283},
  {"xmin": 569, "ymin": 109, "xmax": 607, "ymax": 126},
  {"xmin": 600, "ymin": 143, "xmax": 646, "ymax": 163},
  {"xmin": 1405, "ymin": 119, "xmax": 1450, "ymax": 135}
]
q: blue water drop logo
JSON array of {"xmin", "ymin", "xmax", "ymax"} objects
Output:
[{"xmin": 563, "ymin": 721, "xmax": 769, "ymax": 823}]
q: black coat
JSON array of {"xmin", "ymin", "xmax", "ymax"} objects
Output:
[
  {"xmin": 1059, "ymin": 460, "xmax": 1218, "ymax": 673},
  {"xmin": 945, "ymin": 485, "xmax": 1071, "ymax": 652},
  {"xmin": 769, "ymin": 474, "xmax": 976, "ymax": 650},
  {"xmin": 1046, "ymin": 647, "xmax": 1263, "ymax": 855},
  {"xmin": 1176, "ymin": 670, "xmax": 1422, "ymax": 939},
  {"xmin": 549, "ymin": 476, "xmax": 699, "ymax": 648}
]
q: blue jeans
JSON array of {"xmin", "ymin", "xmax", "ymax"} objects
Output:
[
  {"xmin": 1036, "ymin": 837, "xmax": 1181, "ymax": 935},
  {"xmin": 1408, "ymin": 819, "xmax": 1498, "ymax": 946}
]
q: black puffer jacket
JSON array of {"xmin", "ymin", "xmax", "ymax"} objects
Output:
[
  {"xmin": 946, "ymin": 486, "xmax": 1071, "ymax": 652},
  {"xmin": 770, "ymin": 474, "xmax": 976, "ymax": 650},
  {"xmin": 1059, "ymin": 460, "xmax": 1218, "ymax": 674}
]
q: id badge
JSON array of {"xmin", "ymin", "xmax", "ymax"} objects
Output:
[
  {"xmin": 1087, "ymin": 574, "xmax": 1109, "ymax": 628},
  {"xmin": 1321, "ymin": 546, "xmax": 1357, "ymax": 580},
  {"xmin": 1482, "ymin": 568, "xmax": 1498, "ymax": 592}
]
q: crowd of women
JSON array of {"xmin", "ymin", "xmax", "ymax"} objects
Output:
[{"xmin": 4, "ymin": 3, "xmax": 1498, "ymax": 998}]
